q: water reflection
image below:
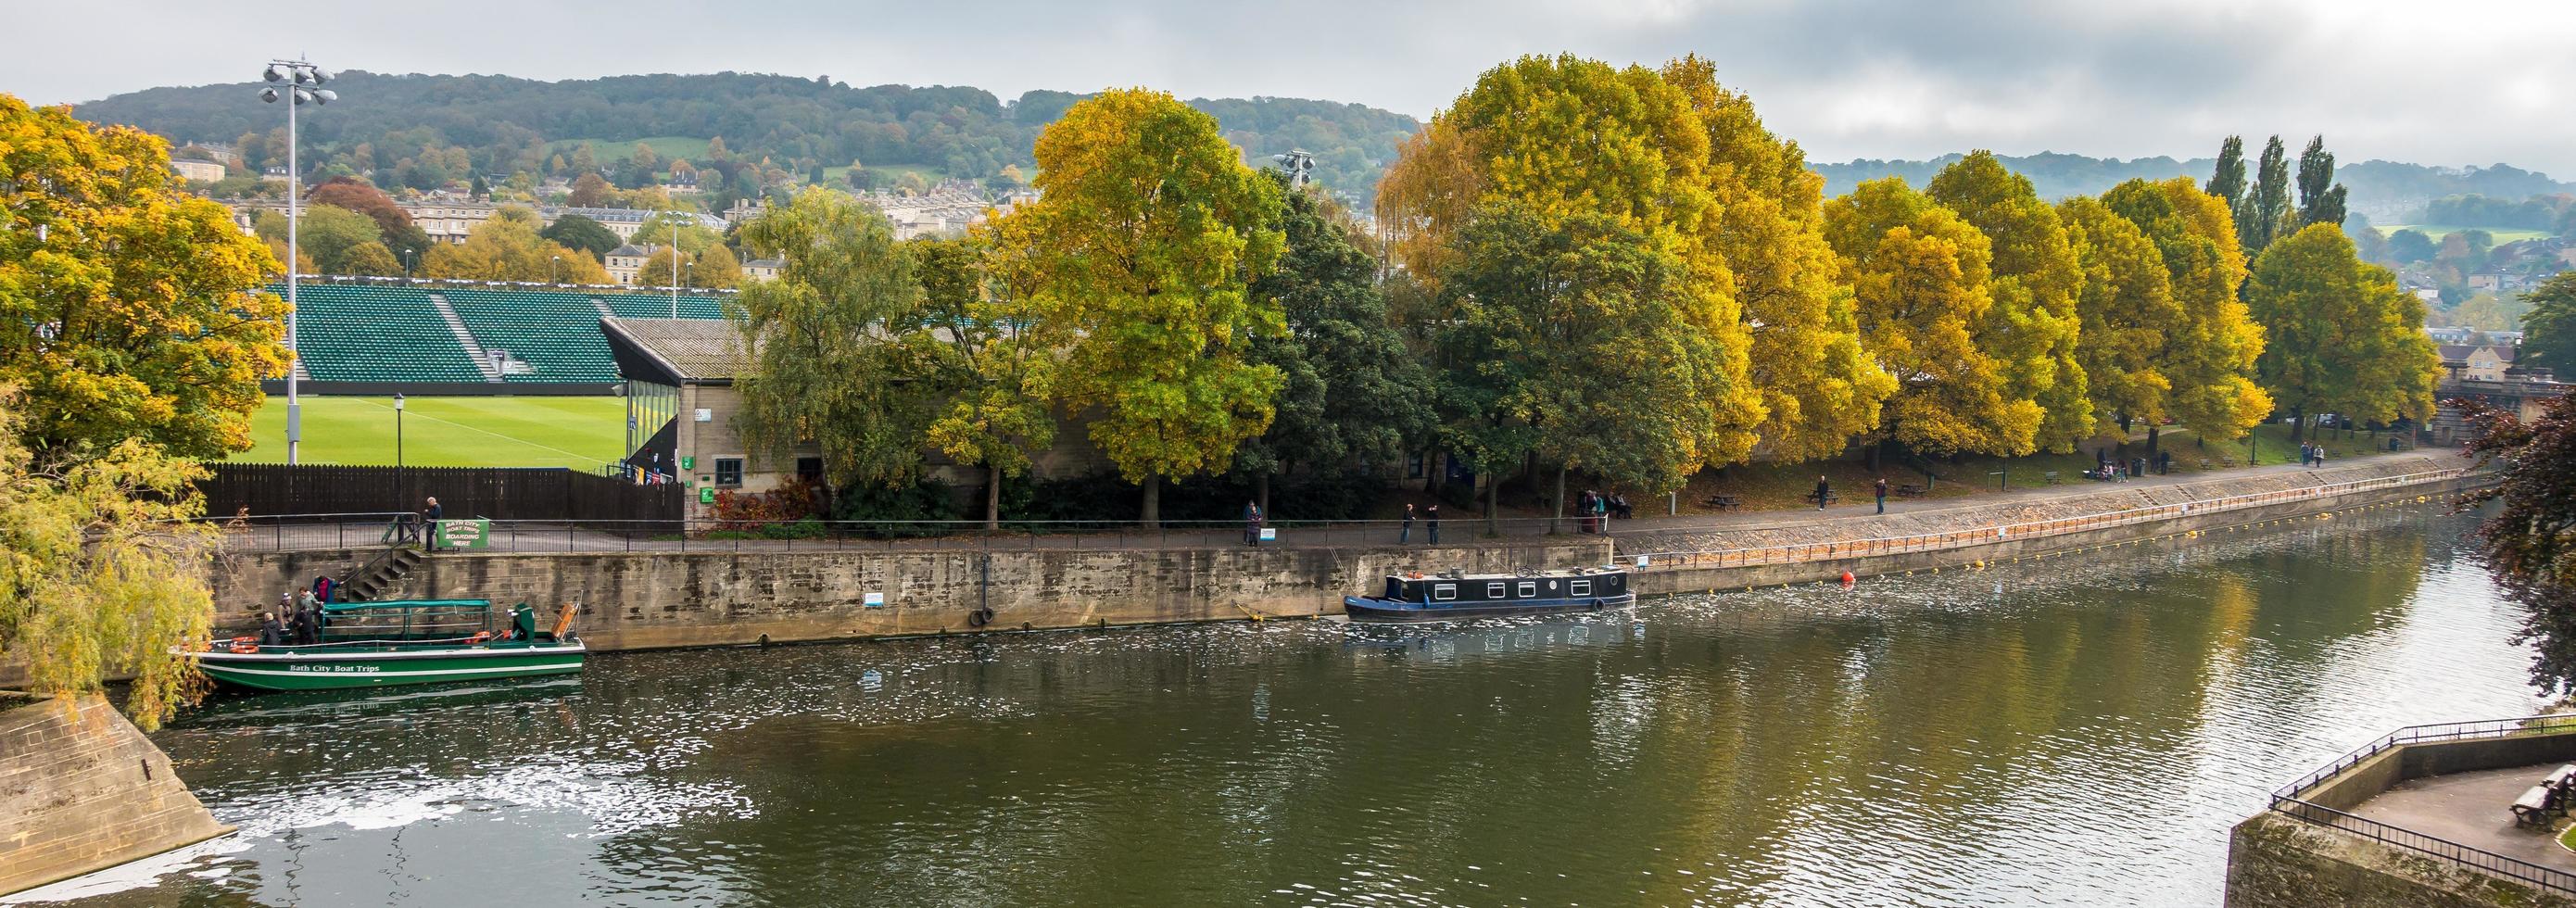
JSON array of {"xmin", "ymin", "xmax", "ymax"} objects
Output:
[{"xmin": 17, "ymin": 503, "xmax": 2537, "ymax": 907}]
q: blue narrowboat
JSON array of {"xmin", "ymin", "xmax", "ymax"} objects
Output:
[{"xmin": 1344, "ymin": 568, "xmax": 1636, "ymax": 623}]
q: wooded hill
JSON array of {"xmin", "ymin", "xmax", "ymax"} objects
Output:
[{"xmin": 69, "ymin": 71, "xmax": 1421, "ymax": 202}]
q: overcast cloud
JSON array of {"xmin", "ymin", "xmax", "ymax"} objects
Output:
[{"xmin": 17, "ymin": 0, "xmax": 2574, "ymax": 174}]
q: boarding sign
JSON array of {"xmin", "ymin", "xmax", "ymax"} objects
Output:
[{"xmin": 434, "ymin": 518, "xmax": 490, "ymax": 549}]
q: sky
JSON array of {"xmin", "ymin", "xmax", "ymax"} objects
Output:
[{"xmin": 14, "ymin": 0, "xmax": 2575, "ymax": 175}]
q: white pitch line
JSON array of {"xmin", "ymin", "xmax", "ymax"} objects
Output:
[{"xmin": 346, "ymin": 398, "xmax": 611, "ymax": 468}]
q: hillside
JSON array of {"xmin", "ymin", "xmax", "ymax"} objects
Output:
[
  {"xmin": 1816, "ymin": 152, "xmax": 2576, "ymax": 221},
  {"xmin": 69, "ymin": 71, "xmax": 1420, "ymax": 203}
]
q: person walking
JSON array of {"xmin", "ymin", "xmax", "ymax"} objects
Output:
[
  {"xmin": 1400, "ymin": 503, "xmax": 1415, "ymax": 545},
  {"xmin": 1874, "ymin": 477, "xmax": 1889, "ymax": 515},
  {"xmin": 1426, "ymin": 503, "xmax": 1441, "ymax": 545},
  {"xmin": 1244, "ymin": 500, "xmax": 1263, "ymax": 547},
  {"xmin": 1813, "ymin": 475, "xmax": 1831, "ymax": 511}
]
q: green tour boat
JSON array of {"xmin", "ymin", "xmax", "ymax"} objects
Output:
[{"xmin": 188, "ymin": 599, "xmax": 586, "ymax": 692}]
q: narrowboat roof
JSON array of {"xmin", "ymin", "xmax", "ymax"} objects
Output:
[
  {"xmin": 322, "ymin": 599, "xmax": 496, "ymax": 613},
  {"xmin": 1385, "ymin": 569, "xmax": 1623, "ymax": 581}
]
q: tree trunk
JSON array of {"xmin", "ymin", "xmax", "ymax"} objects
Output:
[
  {"xmin": 2119, "ymin": 412, "xmax": 2134, "ymax": 435},
  {"xmin": 1551, "ymin": 464, "xmax": 1567, "ymax": 535},
  {"xmin": 984, "ymin": 463, "xmax": 1002, "ymax": 531},
  {"xmin": 1256, "ymin": 472, "xmax": 1271, "ymax": 520},
  {"xmin": 1140, "ymin": 473, "xmax": 1160, "ymax": 527},
  {"xmin": 2289, "ymin": 406, "xmax": 2305, "ymax": 443},
  {"xmin": 1866, "ymin": 439, "xmax": 1883, "ymax": 474},
  {"xmin": 1484, "ymin": 472, "xmax": 1499, "ymax": 536},
  {"xmin": 2147, "ymin": 425, "xmax": 2160, "ymax": 455}
]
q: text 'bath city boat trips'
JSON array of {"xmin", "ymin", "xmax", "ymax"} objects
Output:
[
  {"xmin": 1344, "ymin": 568, "xmax": 1635, "ymax": 623},
  {"xmin": 188, "ymin": 599, "xmax": 586, "ymax": 692}
]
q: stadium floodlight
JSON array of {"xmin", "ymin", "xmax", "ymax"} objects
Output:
[
  {"xmin": 312, "ymin": 69, "xmax": 333, "ymax": 84},
  {"xmin": 258, "ymin": 58, "xmax": 344, "ymax": 465}
]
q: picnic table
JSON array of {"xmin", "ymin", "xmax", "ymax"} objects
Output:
[{"xmin": 1894, "ymin": 484, "xmax": 1927, "ymax": 498}]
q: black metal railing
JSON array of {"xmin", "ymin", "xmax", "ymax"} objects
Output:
[
  {"xmin": 2267, "ymin": 714, "xmax": 2576, "ymax": 896},
  {"xmin": 202, "ymin": 515, "xmax": 1607, "ymax": 555}
]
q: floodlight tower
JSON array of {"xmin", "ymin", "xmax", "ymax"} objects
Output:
[
  {"xmin": 1272, "ymin": 149, "xmax": 1317, "ymax": 188},
  {"xmin": 259, "ymin": 58, "xmax": 339, "ymax": 465}
]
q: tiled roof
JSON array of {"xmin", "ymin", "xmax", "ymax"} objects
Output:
[{"xmin": 601, "ymin": 317, "xmax": 751, "ymax": 381}]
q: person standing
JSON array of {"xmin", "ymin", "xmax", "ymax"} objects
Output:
[
  {"xmin": 1813, "ymin": 475, "xmax": 1831, "ymax": 511},
  {"xmin": 422, "ymin": 496, "xmax": 445, "ymax": 551},
  {"xmin": 1426, "ymin": 503, "xmax": 1440, "ymax": 545},
  {"xmin": 258, "ymin": 611, "xmax": 285, "ymax": 647},
  {"xmin": 1401, "ymin": 503, "xmax": 1415, "ymax": 545},
  {"xmin": 1244, "ymin": 500, "xmax": 1263, "ymax": 547},
  {"xmin": 1874, "ymin": 477, "xmax": 1889, "ymax": 515}
]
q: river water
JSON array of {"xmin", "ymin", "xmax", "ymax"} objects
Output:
[{"xmin": 13, "ymin": 502, "xmax": 2544, "ymax": 907}]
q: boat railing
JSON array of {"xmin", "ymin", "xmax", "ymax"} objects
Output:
[{"xmin": 1621, "ymin": 468, "xmax": 2469, "ymax": 572}]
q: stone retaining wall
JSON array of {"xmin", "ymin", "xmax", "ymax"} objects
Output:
[{"xmin": 0, "ymin": 694, "xmax": 231, "ymax": 896}]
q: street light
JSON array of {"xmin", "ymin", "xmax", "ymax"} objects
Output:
[
  {"xmin": 552, "ymin": 254, "xmax": 562, "ymax": 284},
  {"xmin": 260, "ymin": 57, "xmax": 341, "ymax": 465},
  {"xmin": 394, "ymin": 393, "xmax": 406, "ymax": 471},
  {"xmin": 402, "ymin": 247, "xmax": 415, "ymax": 281}
]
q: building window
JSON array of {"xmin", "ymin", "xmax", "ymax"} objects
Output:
[
  {"xmin": 796, "ymin": 457, "xmax": 823, "ymax": 482},
  {"xmin": 714, "ymin": 457, "xmax": 744, "ymax": 487}
]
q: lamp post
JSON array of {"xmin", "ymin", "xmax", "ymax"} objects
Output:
[
  {"xmin": 552, "ymin": 254, "xmax": 562, "ymax": 284},
  {"xmin": 402, "ymin": 247, "xmax": 415, "ymax": 281},
  {"xmin": 667, "ymin": 220, "xmax": 680, "ymax": 318},
  {"xmin": 394, "ymin": 393, "xmax": 406, "ymax": 471},
  {"xmin": 260, "ymin": 58, "xmax": 339, "ymax": 465}
]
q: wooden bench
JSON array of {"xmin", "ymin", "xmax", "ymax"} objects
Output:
[
  {"xmin": 1702, "ymin": 494, "xmax": 1742, "ymax": 511},
  {"xmin": 1805, "ymin": 490, "xmax": 1840, "ymax": 506},
  {"xmin": 2547, "ymin": 764, "xmax": 2576, "ymax": 809},
  {"xmin": 2043, "ymin": 471, "xmax": 2062, "ymax": 486},
  {"xmin": 2197, "ymin": 459, "xmax": 2213, "ymax": 471},
  {"xmin": 1895, "ymin": 484, "xmax": 1928, "ymax": 498},
  {"xmin": 2514, "ymin": 784, "xmax": 2556, "ymax": 826}
]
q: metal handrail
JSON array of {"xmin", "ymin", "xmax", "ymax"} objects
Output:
[
  {"xmin": 2267, "ymin": 713, "xmax": 2576, "ymax": 895},
  {"xmin": 1623, "ymin": 469, "xmax": 2468, "ymax": 570}
]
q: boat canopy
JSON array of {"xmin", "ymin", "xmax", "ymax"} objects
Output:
[{"xmin": 322, "ymin": 599, "xmax": 493, "ymax": 613}]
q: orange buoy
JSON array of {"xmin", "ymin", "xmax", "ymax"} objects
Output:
[{"xmin": 1839, "ymin": 571, "xmax": 1856, "ymax": 587}]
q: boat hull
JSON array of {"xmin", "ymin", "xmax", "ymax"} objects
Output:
[
  {"xmin": 1343, "ymin": 593, "xmax": 1636, "ymax": 624},
  {"xmin": 191, "ymin": 643, "xmax": 587, "ymax": 692}
]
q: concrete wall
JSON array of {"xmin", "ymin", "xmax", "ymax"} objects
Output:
[
  {"xmin": 2225, "ymin": 729, "xmax": 2576, "ymax": 907},
  {"xmin": 0, "ymin": 695, "xmax": 232, "ymax": 896},
  {"xmin": 212, "ymin": 541, "xmax": 1615, "ymax": 651}
]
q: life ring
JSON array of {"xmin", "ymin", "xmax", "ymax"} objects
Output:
[
  {"xmin": 469, "ymin": 631, "xmax": 494, "ymax": 644},
  {"xmin": 229, "ymin": 643, "xmax": 259, "ymax": 654},
  {"xmin": 967, "ymin": 607, "xmax": 994, "ymax": 628}
]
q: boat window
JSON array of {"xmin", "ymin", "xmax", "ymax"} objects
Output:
[
  {"xmin": 1486, "ymin": 582, "xmax": 1506, "ymax": 599},
  {"xmin": 1518, "ymin": 582, "xmax": 1536, "ymax": 598},
  {"xmin": 1433, "ymin": 584, "xmax": 1457, "ymax": 600},
  {"xmin": 1571, "ymin": 580, "xmax": 1592, "ymax": 596}
]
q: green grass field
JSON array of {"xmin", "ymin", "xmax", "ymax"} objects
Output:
[
  {"xmin": 818, "ymin": 162, "xmax": 946, "ymax": 185},
  {"xmin": 225, "ymin": 397, "xmax": 628, "ymax": 470},
  {"xmin": 2377, "ymin": 224, "xmax": 2555, "ymax": 243},
  {"xmin": 550, "ymin": 135, "xmax": 713, "ymax": 162}
]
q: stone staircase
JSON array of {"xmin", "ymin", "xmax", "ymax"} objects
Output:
[
  {"xmin": 336, "ymin": 545, "xmax": 424, "ymax": 602},
  {"xmin": 425, "ymin": 293, "xmax": 503, "ymax": 382}
]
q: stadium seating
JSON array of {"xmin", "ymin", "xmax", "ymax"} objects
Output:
[
  {"xmin": 273, "ymin": 284, "xmax": 486, "ymax": 383},
  {"xmin": 269, "ymin": 282, "xmax": 732, "ymax": 386}
]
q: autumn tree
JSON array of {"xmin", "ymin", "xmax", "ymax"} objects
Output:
[
  {"xmin": 2205, "ymin": 136, "xmax": 2247, "ymax": 209},
  {"xmin": 1011, "ymin": 88, "xmax": 1288, "ymax": 524},
  {"xmin": 341, "ymin": 241, "xmax": 403, "ymax": 277},
  {"xmin": 307, "ymin": 176, "xmax": 431, "ymax": 253},
  {"xmin": 423, "ymin": 206, "xmax": 612, "ymax": 283},
  {"xmin": 1662, "ymin": 56, "xmax": 1892, "ymax": 462},
  {"xmin": 1928, "ymin": 151, "xmax": 2090, "ymax": 451},
  {"xmin": 0, "ymin": 392, "xmax": 220, "ymax": 730},
  {"xmin": 1823, "ymin": 178, "xmax": 2038, "ymax": 458},
  {"xmin": 732, "ymin": 188, "xmax": 942, "ymax": 512},
  {"xmin": 2058, "ymin": 196, "xmax": 2182, "ymax": 436},
  {"xmin": 2294, "ymin": 135, "xmax": 2348, "ymax": 230},
  {"xmin": 2245, "ymin": 223, "xmax": 2441, "ymax": 437},
  {"xmin": 1438, "ymin": 204, "xmax": 1742, "ymax": 529},
  {"xmin": 255, "ymin": 204, "xmax": 382, "ymax": 274},
  {"xmin": 2239, "ymin": 135, "xmax": 2293, "ymax": 255},
  {"xmin": 568, "ymin": 171, "xmax": 612, "ymax": 207},
  {"xmin": 0, "ymin": 95, "xmax": 290, "ymax": 463},
  {"xmin": 1232, "ymin": 172, "xmax": 1436, "ymax": 513},
  {"xmin": 640, "ymin": 245, "xmax": 741, "ymax": 289},
  {"xmin": 2103, "ymin": 177, "xmax": 2272, "ymax": 444},
  {"xmin": 2457, "ymin": 392, "xmax": 2576, "ymax": 694},
  {"xmin": 919, "ymin": 227, "xmax": 1057, "ymax": 527}
]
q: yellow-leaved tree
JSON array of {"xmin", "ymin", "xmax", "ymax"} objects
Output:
[
  {"xmin": 2247, "ymin": 222, "xmax": 2442, "ymax": 436},
  {"xmin": 423, "ymin": 206, "xmax": 613, "ymax": 284},
  {"xmin": 1009, "ymin": 88, "xmax": 1287, "ymax": 524},
  {"xmin": 0, "ymin": 94, "xmax": 290, "ymax": 463},
  {"xmin": 1661, "ymin": 56, "xmax": 1894, "ymax": 462},
  {"xmin": 2058, "ymin": 196, "xmax": 2183, "ymax": 437},
  {"xmin": 1927, "ymin": 151, "xmax": 2091, "ymax": 451},
  {"xmin": 1823, "ymin": 178, "xmax": 2039, "ymax": 458},
  {"xmin": 2102, "ymin": 178, "xmax": 2271, "ymax": 446}
]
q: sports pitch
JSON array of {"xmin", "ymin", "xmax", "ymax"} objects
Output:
[{"xmin": 226, "ymin": 397, "xmax": 629, "ymax": 470}]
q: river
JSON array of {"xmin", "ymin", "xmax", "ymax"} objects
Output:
[{"xmin": 11, "ymin": 502, "xmax": 2544, "ymax": 906}]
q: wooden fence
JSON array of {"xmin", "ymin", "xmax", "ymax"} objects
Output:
[{"xmin": 199, "ymin": 463, "xmax": 684, "ymax": 522}]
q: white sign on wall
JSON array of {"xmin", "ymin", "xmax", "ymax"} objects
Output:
[
  {"xmin": 693, "ymin": 409, "xmax": 713, "ymax": 422},
  {"xmin": 863, "ymin": 592, "xmax": 886, "ymax": 608}
]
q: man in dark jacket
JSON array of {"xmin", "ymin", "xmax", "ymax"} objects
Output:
[
  {"xmin": 1425, "ymin": 503, "xmax": 1440, "ymax": 545},
  {"xmin": 258, "ymin": 612, "xmax": 286, "ymax": 647},
  {"xmin": 1874, "ymin": 477, "xmax": 1889, "ymax": 514},
  {"xmin": 1814, "ymin": 476, "xmax": 1832, "ymax": 511},
  {"xmin": 422, "ymin": 496, "xmax": 444, "ymax": 550}
]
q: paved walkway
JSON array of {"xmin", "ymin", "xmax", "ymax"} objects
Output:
[
  {"xmin": 2343, "ymin": 763, "xmax": 2576, "ymax": 873},
  {"xmin": 219, "ymin": 451, "xmax": 2451, "ymax": 556}
]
